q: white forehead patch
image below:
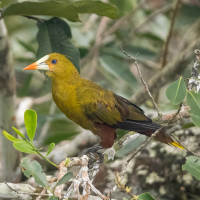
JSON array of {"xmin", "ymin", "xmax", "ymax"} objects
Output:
[
  {"xmin": 36, "ymin": 55, "xmax": 50, "ymax": 71},
  {"xmin": 36, "ymin": 55, "xmax": 49, "ymax": 64}
]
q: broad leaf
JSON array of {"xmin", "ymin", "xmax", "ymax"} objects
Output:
[
  {"xmin": 17, "ymin": 39, "xmax": 36, "ymax": 53},
  {"xmin": 20, "ymin": 157, "xmax": 32, "ymax": 178},
  {"xmin": 46, "ymin": 142, "xmax": 55, "ymax": 156},
  {"xmin": 166, "ymin": 77, "xmax": 186, "ymax": 105},
  {"xmin": 73, "ymin": 1, "xmax": 119, "ymax": 19},
  {"xmin": 2, "ymin": 130, "xmax": 19, "ymax": 142},
  {"xmin": 20, "ymin": 157, "xmax": 48, "ymax": 187},
  {"xmin": 187, "ymin": 91, "xmax": 200, "ymax": 127},
  {"xmin": 115, "ymin": 134, "xmax": 146, "ymax": 158},
  {"xmin": 0, "ymin": 0, "xmax": 17, "ymax": 7},
  {"xmin": 12, "ymin": 126, "xmax": 26, "ymax": 139},
  {"xmin": 2, "ymin": 1, "xmax": 80, "ymax": 22},
  {"xmin": 55, "ymin": 172, "xmax": 73, "ymax": 187},
  {"xmin": 13, "ymin": 140, "xmax": 37, "ymax": 154},
  {"xmin": 138, "ymin": 192, "xmax": 156, "ymax": 200},
  {"xmin": 37, "ymin": 17, "xmax": 80, "ymax": 72},
  {"xmin": 2, "ymin": 0, "xmax": 119, "ymax": 21},
  {"xmin": 182, "ymin": 156, "xmax": 200, "ymax": 181},
  {"xmin": 24, "ymin": 109, "xmax": 37, "ymax": 141},
  {"xmin": 100, "ymin": 55, "xmax": 137, "ymax": 86}
]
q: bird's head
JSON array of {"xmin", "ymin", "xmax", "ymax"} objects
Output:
[{"xmin": 23, "ymin": 53, "xmax": 79, "ymax": 79}]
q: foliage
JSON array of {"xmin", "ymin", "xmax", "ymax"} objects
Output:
[
  {"xmin": 37, "ymin": 17, "xmax": 80, "ymax": 71},
  {"xmin": 2, "ymin": 109, "xmax": 57, "ymax": 167},
  {"xmin": 21, "ymin": 157, "xmax": 48, "ymax": 187},
  {"xmin": 165, "ymin": 76, "xmax": 186, "ymax": 105},
  {"xmin": 187, "ymin": 91, "xmax": 200, "ymax": 127},
  {"xmin": 182, "ymin": 156, "xmax": 200, "ymax": 181},
  {"xmin": 138, "ymin": 193, "xmax": 156, "ymax": 200},
  {"xmin": 2, "ymin": 109, "xmax": 73, "ymax": 193},
  {"xmin": 166, "ymin": 77, "xmax": 200, "ymax": 127},
  {"xmin": 2, "ymin": 0, "xmax": 119, "ymax": 21},
  {"xmin": 1, "ymin": 0, "xmax": 200, "ymax": 199}
]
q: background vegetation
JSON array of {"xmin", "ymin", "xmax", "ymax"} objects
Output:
[{"xmin": 0, "ymin": 0, "xmax": 200, "ymax": 199}]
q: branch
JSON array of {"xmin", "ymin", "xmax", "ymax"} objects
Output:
[
  {"xmin": 131, "ymin": 37, "xmax": 200, "ymax": 105},
  {"xmin": 161, "ymin": 0, "xmax": 181, "ymax": 68},
  {"xmin": 0, "ymin": 182, "xmax": 50, "ymax": 199},
  {"xmin": 102, "ymin": 1, "xmax": 145, "ymax": 38},
  {"xmin": 128, "ymin": 3, "xmax": 173, "ymax": 37},
  {"xmin": 120, "ymin": 46, "xmax": 161, "ymax": 116},
  {"xmin": 23, "ymin": 15, "xmax": 44, "ymax": 22},
  {"xmin": 60, "ymin": 155, "xmax": 108, "ymax": 200}
]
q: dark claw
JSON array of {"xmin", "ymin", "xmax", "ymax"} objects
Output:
[{"xmin": 79, "ymin": 145, "xmax": 104, "ymax": 169}]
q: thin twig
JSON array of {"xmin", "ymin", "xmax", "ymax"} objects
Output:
[
  {"xmin": 128, "ymin": 3, "xmax": 173, "ymax": 37},
  {"xmin": 81, "ymin": 17, "xmax": 109, "ymax": 78},
  {"xmin": 115, "ymin": 172, "xmax": 137, "ymax": 199},
  {"xmin": 4, "ymin": 182, "xmax": 19, "ymax": 194},
  {"xmin": 172, "ymin": 133, "xmax": 200, "ymax": 157},
  {"xmin": 131, "ymin": 37, "xmax": 200, "ymax": 105},
  {"xmin": 120, "ymin": 46, "xmax": 161, "ymax": 116},
  {"xmin": 36, "ymin": 188, "xmax": 47, "ymax": 200},
  {"xmin": 3, "ymin": 182, "xmax": 50, "ymax": 198},
  {"xmin": 161, "ymin": 0, "xmax": 181, "ymax": 68},
  {"xmin": 103, "ymin": 1, "xmax": 145, "ymax": 38},
  {"xmin": 23, "ymin": 15, "xmax": 44, "ymax": 22}
]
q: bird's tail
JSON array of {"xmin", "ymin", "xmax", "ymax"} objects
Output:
[
  {"xmin": 153, "ymin": 131, "xmax": 184, "ymax": 149},
  {"xmin": 115, "ymin": 120, "xmax": 184, "ymax": 149}
]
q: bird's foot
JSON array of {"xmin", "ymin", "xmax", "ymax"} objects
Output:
[{"xmin": 78, "ymin": 145, "xmax": 104, "ymax": 169}]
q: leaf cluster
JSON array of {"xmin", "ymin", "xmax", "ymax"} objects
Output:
[{"xmin": 166, "ymin": 76, "xmax": 200, "ymax": 127}]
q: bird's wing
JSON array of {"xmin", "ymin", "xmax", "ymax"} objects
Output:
[
  {"xmin": 78, "ymin": 81, "xmax": 150, "ymax": 126},
  {"xmin": 81, "ymin": 91, "xmax": 123, "ymax": 125}
]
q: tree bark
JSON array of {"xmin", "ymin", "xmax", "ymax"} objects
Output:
[{"xmin": 0, "ymin": 19, "xmax": 19, "ymax": 182}]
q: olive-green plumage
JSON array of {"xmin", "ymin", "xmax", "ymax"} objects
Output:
[{"xmin": 24, "ymin": 53, "xmax": 184, "ymax": 149}]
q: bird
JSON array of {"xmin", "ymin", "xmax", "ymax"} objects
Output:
[{"xmin": 23, "ymin": 53, "xmax": 184, "ymax": 149}]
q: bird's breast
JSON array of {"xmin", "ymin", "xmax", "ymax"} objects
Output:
[{"xmin": 52, "ymin": 82, "xmax": 94, "ymax": 130}]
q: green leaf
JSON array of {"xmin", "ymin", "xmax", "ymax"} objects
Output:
[
  {"xmin": 138, "ymin": 192, "xmax": 156, "ymax": 200},
  {"xmin": 0, "ymin": 0, "xmax": 17, "ymax": 7},
  {"xmin": 20, "ymin": 157, "xmax": 48, "ymax": 187},
  {"xmin": 17, "ymin": 39, "xmax": 36, "ymax": 53},
  {"xmin": 24, "ymin": 109, "xmax": 37, "ymax": 141},
  {"xmin": 182, "ymin": 156, "xmax": 200, "ymax": 181},
  {"xmin": 115, "ymin": 134, "xmax": 147, "ymax": 158},
  {"xmin": 37, "ymin": 17, "xmax": 80, "ymax": 72},
  {"xmin": 20, "ymin": 157, "xmax": 32, "ymax": 178},
  {"xmin": 46, "ymin": 143, "xmax": 55, "ymax": 156},
  {"xmin": 2, "ymin": 130, "xmax": 18, "ymax": 142},
  {"xmin": 73, "ymin": 1, "xmax": 119, "ymax": 19},
  {"xmin": 2, "ymin": 1, "xmax": 80, "ymax": 22},
  {"xmin": 177, "ymin": 4, "xmax": 200, "ymax": 26},
  {"xmin": 1, "ymin": 1, "xmax": 119, "ymax": 21},
  {"xmin": 47, "ymin": 196, "xmax": 59, "ymax": 200},
  {"xmin": 166, "ymin": 77, "xmax": 187, "ymax": 105},
  {"xmin": 13, "ymin": 140, "xmax": 37, "ymax": 154},
  {"xmin": 187, "ymin": 91, "xmax": 200, "ymax": 127},
  {"xmin": 12, "ymin": 126, "xmax": 26, "ymax": 139},
  {"xmin": 100, "ymin": 55, "xmax": 137, "ymax": 86},
  {"xmin": 55, "ymin": 172, "xmax": 73, "ymax": 187}
]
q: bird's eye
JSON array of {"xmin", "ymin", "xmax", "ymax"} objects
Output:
[{"xmin": 51, "ymin": 59, "xmax": 57, "ymax": 64}]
